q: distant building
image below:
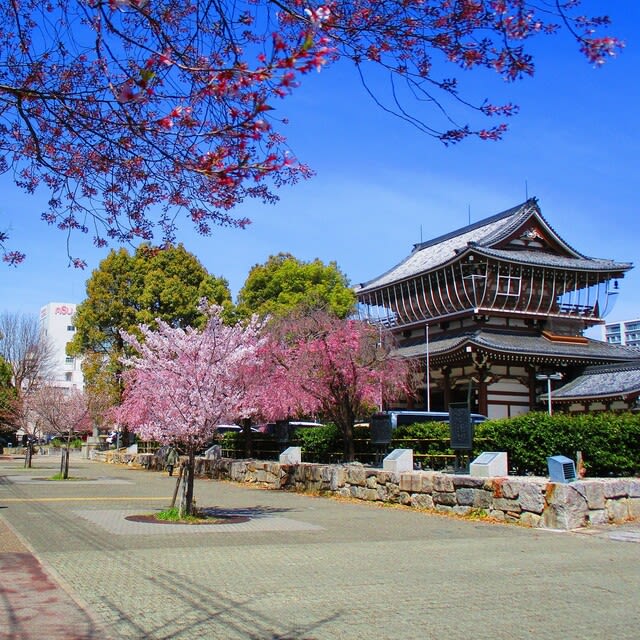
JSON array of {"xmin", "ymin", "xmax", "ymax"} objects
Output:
[
  {"xmin": 603, "ymin": 319, "xmax": 640, "ymax": 348},
  {"xmin": 39, "ymin": 302, "xmax": 84, "ymax": 390}
]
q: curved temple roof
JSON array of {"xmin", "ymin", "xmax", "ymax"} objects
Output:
[
  {"xmin": 356, "ymin": 198, "xmax": 632, "ymax": 294},
  {"xmin": 395, "ymin": 330, "xmax": 640, "ymax": 364},
  {"xmin": 550, "ymin": 361, "xmax": 640, "ymax": 402}
]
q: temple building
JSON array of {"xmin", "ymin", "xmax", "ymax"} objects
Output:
[{"xmin": 356, "ymin": 199, "xmax": 639, "ymax": 418}]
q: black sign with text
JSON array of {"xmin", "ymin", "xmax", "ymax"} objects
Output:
[{"xmin": 449, "ymin": 402, "xmax": 473, "ymax": 450}]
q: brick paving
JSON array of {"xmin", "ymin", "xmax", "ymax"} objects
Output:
[{"xmin": 1, "ymin": 454, "xmax": 640, "ymax": 640}]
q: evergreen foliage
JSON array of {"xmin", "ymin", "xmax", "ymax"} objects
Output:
[{"xmin": 236, "ymin": 253, "xmax": 356, "ymax": 320}]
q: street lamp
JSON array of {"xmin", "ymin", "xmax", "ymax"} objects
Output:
[
  {"xmin": 425, "ymin": 323, "xmax": 431, "ymax": 412},
  {"xmin": 536, "ymin": 372, "xmax": 564, "ymax": 416}
]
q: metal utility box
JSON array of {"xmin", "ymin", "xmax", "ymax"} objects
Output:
[
  {"xmin": 469, "ymin": 451, "xmax": 508, "ymax": 477},
  {"xmin": 383, "ymin": 448, "xmax": 413, "ymax": 473},
  {"xmin": 547, "ymin": 455, "xmax": 577, "ymax": 483}
]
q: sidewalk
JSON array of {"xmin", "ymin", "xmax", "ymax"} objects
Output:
[
  {"xmin": 1, "ymin": 455, "xmax": 640, "ymax": 640},
  {"xmin": 0, "ymin": 455, "xmax": 108, "ymax": 640}
]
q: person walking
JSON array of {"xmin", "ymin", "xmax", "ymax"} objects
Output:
[{"xmin": 165, "ymin": 445, "xmax": 179, "ymax": 477}]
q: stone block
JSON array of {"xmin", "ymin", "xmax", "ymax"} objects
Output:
[
  {"xmin": 519, "ymin": 512, "xmax": 542, "ymax": 528},
  {"xmin": 471, "ymin": 490, "xmax": 493, "ymax": 509},
  {"xmin": 627, "ymin": 479, "xmax": 640, "ymax": 498},
  {"xmin": 433, "ymin": 491, "xmax": 457, "ymax": 507},
  {"xmin": 489, "ymin": 509, "xmax": 506, "ymax": 521},
  {"xmin": 606, "ymin": 498, "xmax": 629, "ymax": 523},
  {"xmin": 330, "ymin": 466, "xmax": 347, "ymax": 491},
  {"xmin": 433, "ymin": 474, "xmax": 454, "ymax": 492},
  {"xmin": 577, "ymin": 481, "xmax": 606, "ymax": 510},
  {"xmin": 411, "ymin": 493, "xmax": 434, "ymax": 509},
  {"xmin": 453, "ymin": 506, "xmax": 472, "ymax": 516},
  {"xmin": 386, "ymin": 483, "xmax": 400, "ymax": 500},
  {"xmin": 602, "ymin": 479, "xmax": 628, "ymax": 499},
  {"xmin": 455, "ymin": 488, "xmax": 475, "ymax": 506},
  {"xmin": 399, "ymin": 473, "xmax": 414, "ymax": 492},
  {"xmin": 493, "ymin": 498, "xmax": 521, "ymax": 513},
  {"xmin": 452, "ymin": 475, "xmax": 486, "ymax": 489},
  {"xmin": 588, "ymin": 510, "xmax": 609, "ymax": 526},
  {"xmin": 420, "ymin": 473, "xmax": 435, "ymax": 494},
  {"xmin": 628, "ymin": 498, "xmax": 640, "ymax": 519},
  {"xmin": 435, "ymin": 504, "xmax": 453, "ymax": 514},
  {"xmin": 543, "ymin": 484, "xmax": 589, "ymax": 530},
  {"xmin": 497, "ymin": 480, "xmax": 521, "ymax": 500},
  {"xmin": 373, "ymin": 470, "xmax": 394, "ymax": 485},
  {"xmin": 366, "ymin": 475, "xmax": 378, "ymax": 489},
  {"xmin": 346, "ymin": 464, "xmax": 366, "ymax": 486},
  {"xmin": 398, "ymin": 491, "xmax": 412, "ymax": 505},
  {"xmin": 518, "ymin": 483, "xmax": 546, "ymax": 514}
]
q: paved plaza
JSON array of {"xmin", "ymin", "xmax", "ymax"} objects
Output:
[{"xmin": 1, "ymin": 454, "xmax": 640, "ymax": 640}]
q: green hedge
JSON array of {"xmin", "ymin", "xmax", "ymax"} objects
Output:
[
  {"xmin": 474, "ymin": 412, "xmax": 640, "ymax": 477},
  {"xmin": 218, "ymin": 413, "xmax": 640, "ymax": 477}
]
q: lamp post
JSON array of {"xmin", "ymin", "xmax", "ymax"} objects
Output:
[
  {"xmin": 536, "ymin": 372, "xmax": 563, "ymax": 416},
  {"xmin": 425, "ymin": 323, "xmax": 431, "ymax": 412}
]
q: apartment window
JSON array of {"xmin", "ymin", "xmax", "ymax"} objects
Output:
[
  {"xmin": 65, "ymin": 372, "xmax": 73, "ymax": 382},
  {"xmin": 65, "ymin": 356, "xmax": 74, "ymax": 364},
  {"xmin": 67, "ymin": 325, "xmax": 75, "ymax": 332}
]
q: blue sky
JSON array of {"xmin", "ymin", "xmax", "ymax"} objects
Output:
[{"xmin": 1, "ymin": 1, "xmax": 638, "ymax": 339}]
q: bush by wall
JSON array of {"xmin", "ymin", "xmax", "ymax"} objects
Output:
[
  {"xmin": 475, "ymin": 412, "xmax": 640, "ymax": 477},
  {"xmin": 219, "ymin": 413, "xmax": 640, "ymax": 477}
]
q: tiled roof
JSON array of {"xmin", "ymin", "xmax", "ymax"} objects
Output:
[
  {"xmin": 552, "ymin": 361, "xmax": 640, "ymax": 400},
  {"xmin": 356, "ymin": 198, "xmax": 631, "ymax": 293},
  {"xmin": 474, "ymin": 248, "xmax": 631, "ymax": 272},
  {"xmin": 395, "ymin": 330, "xmax": 640, "ymax": 362}
]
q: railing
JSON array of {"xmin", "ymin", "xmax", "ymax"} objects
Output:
[
  {"xmin": 557, "ymin": 303, "xmax": 595, "ymax": 317},
  {"xmin": 219, "ymin": 436, "xmax": 495, "ymax": 471}
]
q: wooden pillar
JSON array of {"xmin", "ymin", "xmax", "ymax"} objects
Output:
[
  {"xmin": 478, "ymin": 379, "xmax": 488, "ymax": 416},
  {"xmin": 442, "ymin": 366, "xmax": 451, "ymax": 408}
]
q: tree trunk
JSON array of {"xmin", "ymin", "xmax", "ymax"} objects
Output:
[
  {"xmin": 179, "ymin": 448, "xmax": 196, "ymax": 517},
  {"xmin": 170, "ymin": 464, "xmax": 184, "ymax": 509},
  {"xmin": 25, "ymin": 443, "xmax": 32, "ymax": 468},
  {"xmin": 63, "ymin": 433, "xmax": 72, "ymax": 479},
  {"xmin": 242, "ymin": 417, "xmax": 253, "ymax": 458},
  {"xmin": 60, "ymin": 447, "xmax": 70, "ymax": 479},
  {"xmin": 341, "ymin": 420, "xmax": 355, "ymax": 462}
]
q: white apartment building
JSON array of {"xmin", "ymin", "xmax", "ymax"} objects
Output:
[
  {"xmin": 603, "ymin": 318, "xmax": 640, "ymax": 349},
  {"xmin": 39, "ymin": 302, "xmax": 84, "ymax": 390}
]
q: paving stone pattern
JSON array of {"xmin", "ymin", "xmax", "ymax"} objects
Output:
[{"xmin": 1, "ymin": 456, "xmax": 640, "ymax": 640}]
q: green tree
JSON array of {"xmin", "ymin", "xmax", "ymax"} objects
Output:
[
  {"xmin": 0, "ymin": 355, "xmax": 17, "ymax": 438},
  {"xmin": 68, "ymin": 244, "xmax": 232, "ymax": 404},
  {"xmin": 236, "ymin": 253, "xmax": 356, "ymax": 320}
]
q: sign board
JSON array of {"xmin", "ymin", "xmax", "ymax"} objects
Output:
[
  {"xmin": 383, "ymin": 448, "xmax": 413, "ymax": 473},
  {"xmin": 449, "ymin": 402, "xmax": 473, "ymax": 450},
  {"xmin": 470, "ymin": 451, "xmax": 508, "ymax": 477},
  {"xmin": 275, "ymin": 421, "xmax": 289, "ymax": 443},
  {"xmin": 370, "ymin": 420, "xmax": 393, "ymax": 446},
  {"xmin": 280, "ymin": 446, "xmax": 302, "ymax": 465}
]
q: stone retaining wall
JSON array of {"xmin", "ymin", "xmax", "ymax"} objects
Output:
[{"xmin": 134, "ymin": 454, "xmax": 640, "ymax": 530}]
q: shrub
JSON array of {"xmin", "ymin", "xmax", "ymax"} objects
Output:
[
  {"xmin": 475, "ymin": 412, "xmax": 640, "ymax": 477},
  {"xmin": 290, "ymin": 423, "xmax": 341, "ymax": 462}
]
